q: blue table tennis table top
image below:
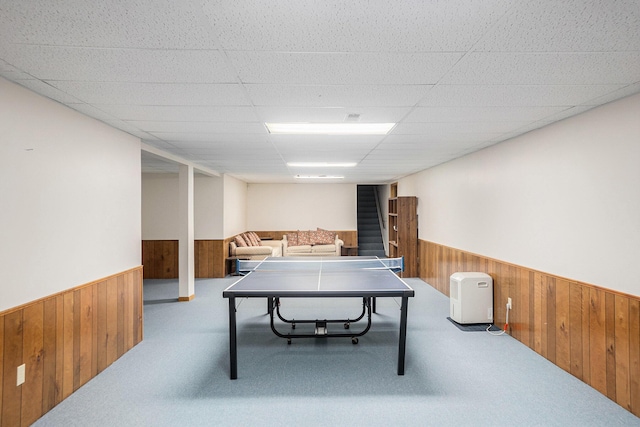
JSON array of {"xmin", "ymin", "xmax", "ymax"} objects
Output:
[{"xmin": 223, "ymin": 256, "xmax": 415, "ymax": 298}]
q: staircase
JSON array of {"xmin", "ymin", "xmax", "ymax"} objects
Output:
[{"xmin": 357, "ymin": 185, "xmax": 386, "ymax": 258}]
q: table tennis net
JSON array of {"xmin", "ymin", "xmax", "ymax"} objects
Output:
[{"xmin": 237, "ymin": 257, "xmax": 404, "ymax": 273}]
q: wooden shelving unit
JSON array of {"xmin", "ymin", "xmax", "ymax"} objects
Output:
[{"xmin": 388, "ymin": 183, "xmax": 418, "ymax": 277}]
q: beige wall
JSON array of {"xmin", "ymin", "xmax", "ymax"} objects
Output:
[
  {"xmin": 142, "ymin": 173, "xmax": 228, "ymax": 239},
  {"xmin": 142, "ymin": 173, "xmax": 179, "ymax": 239},
  {"xmin": 401, "ymin": 93, "xmax": 640, "ymax": 296},
  {"xmin": 247, "ymin": 183, "xmax": 357, "ymax": 231},
  {"xmin": 142, "ymin": 179, "xmax": 357, "ymax": 239},
  {"xmin": 223, "ymin": 174, "xmax": 248, "ymax": 237},
  {"xmin": 0, "ymin": 77, "xmax": 141, "ymax": 311},
  {"xmin": 195, "ymin": 175, "xmax": 223, "ymax": 239}
]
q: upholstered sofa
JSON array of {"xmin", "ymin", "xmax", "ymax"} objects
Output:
[
  {"xmin": 283, "ymin": 229, "xmax": 343, "ymax": 257},
  {"xmin": 229, "ymin": 232, "xmax": 282, "ymax": 260}
]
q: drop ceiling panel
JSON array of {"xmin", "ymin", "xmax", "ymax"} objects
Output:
[
  {"xmin": 147, "ymin": 133, "xmax": 269, "ymax": 144},
  {"xmin": 46, "ymin": 81, "xmax": 251, "ymax": 105},
  {"xmin": 1, "ymin": 1, "xmax": 639, "ymax": 184},
  {"xmin": 404, "ymin": 106, "xmax": 568, "ymax": 123},
  {"xmin": 139, "ymin": 121, "xmax": 266, "ymax": 134},
  {"xmin": 97, "ymin": 105, "xmax": 259, "ymax": 122},
  {"xmin": 582, "ymin": 82, "xmax": 640, "ymax": 106},
  {"xmin": 256, "ymin": 106, "xmax": 411, "ymax": 123},
  {"xmin": 1, "ymin": 45, "xmax": 236, "ymax": 83},
  {"xmin": 0, "ymin": 0, "xmax": 218, "ymax": 49},
  {"xmin": 14, "ymin": 79, "xmax": 84, "ymax": 104},
  {"xmin": 418, "ymin": 84, "xmax": 627, "ymax": 107},
  {"xmin": 383, "ymin": 133, "xmax": 504, "ymax": 145},
  {"xmin": 228, "ymin": 52, "xmax": 463, "ymax": 85},
  {"xmin": 282, "ymin": 150, "xmax": 370, "ymax": 163},
  {"xmin": 203, "ymin": 0, "xmax": 511, "ymax": 52},
  {"xmin": 245, "ymin": 84, "xmax": 432, "ymax": 107},
  {"xmin": 476, "ymin": 0, "xmax": 640, "ymax": 52},
  {"xmin": 442, "ymin": 52, "xmax": 640, "ymax": 85},
  {"xmin": 181, "ymin": 150, "xmax": 281, "ymax": 162},
  {"xmin": 392, "ymin": 121, "xmax": 531, "ymax": 136},
  {"xmin": 66, "ymin": 103, "xmax": 122, "ymax": 123}
]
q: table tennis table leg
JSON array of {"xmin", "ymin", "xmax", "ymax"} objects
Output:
[
  {"xmin": 228, "ymin": 297, "xmax": 238, "ymax": 380},
  {"xmin": 397, "ymin": 296, "xmax": 409, "ymax": 375}
]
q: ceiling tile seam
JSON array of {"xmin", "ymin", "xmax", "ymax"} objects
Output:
[
  {"xmin": 358, "ymin": 1, "xmax": 603, "ymax": 168},
  {"xmin": 191, "ymin": 7, "xmax": 290, "ymax": 172},
  {"xmin": 353, "ymin": 7, "xmax": 517, "ymax": 163},
  {"xmin": 8, "ymin": 42, "xmax": 224, "ymax": 52},
  {"xmin": 406, "ymin": 2, "xmax": 517, "ymax": 111}
]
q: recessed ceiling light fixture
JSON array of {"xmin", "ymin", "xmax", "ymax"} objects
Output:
[
  {"xmin": 295, "ymin": 175, "xmax": 344, "ymax": 179},
  {"xmin": 266, "ymin": 122, "xmax": 395, "ymax": 135},
  {"xmin": 287, "ymin": 162, "xmax": 357, "ymax": 168}
]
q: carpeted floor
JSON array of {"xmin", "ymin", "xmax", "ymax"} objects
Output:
[{"xmin": 33, "ymin": 277, "xmax": 640, "ymax": 426}]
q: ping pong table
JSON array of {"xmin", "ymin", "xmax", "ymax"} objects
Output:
[{"xmin": 222, "ymin": 256, "xmax": 415, "ymax": 379}]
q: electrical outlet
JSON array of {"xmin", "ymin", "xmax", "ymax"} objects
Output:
[
  {"xmin": 17, "ymin": 364, "xmax": 25, "ymax": 386},
  {"xmin": 507, "ymin": 297, "xmax": 512, "ymax": 310}
]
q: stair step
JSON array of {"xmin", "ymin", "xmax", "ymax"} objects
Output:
[{"xmin": 357, "ymin": 185, "xmax": 386, "ymax": 256}]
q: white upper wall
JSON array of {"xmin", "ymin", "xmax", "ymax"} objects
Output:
[
  {"xmin": 142, "ymin": 173, "xmax": 178, "ymax": 239},
  {"xmin": 142, "ymin": 178, "xmax": 357, "ymax": 238},
  {"xmin": 247, "ymin": 183, "xmax": 357, "ymax": 231},
  {"xmin": 0, "ymin": 77, "xmax": 141, "ymax": 311},
  {"xmin": 401, "ymin": 93, "xmax": 640, "ymax": 296},
  {"xmin": 223, "ymin": 174, "xmax": 248, "ymax": 237},
  {"xmin": 142, "ymin": 173, "xmax": 227, "ymax": 239},
  {"xmin": 195, "ymin": 175, "xmax": 223, "ymax": 239}
]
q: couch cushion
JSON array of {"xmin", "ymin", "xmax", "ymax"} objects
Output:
[
  {"xmin": 297, "ymin": 230, "xmax": 312, "ymax": 245},
  {"xmin": 235, "ymin": 234, "xmax": 248, "ymax": 247},
  {"xmin": 235, "ymin": 246, "xmax": 272, "ymax": 256},
  {"xmin": 287, "ymin": 245, "xmax": 312, "ymax": 253},
  {"xmin": 286, "ymin": 233, "xmax": 299, "ymax": 246},
  {"xmin": 243, "ymin": 232, "xmax": 258, "ymax": 246},
  {"xmin": 311, "ymin": 244, "xmax": 336, "ymax": 253},
  {"xmin": 313, "ymin": 228, "xmax": 335, "ymax": 245},
  {"xmin": 248, "ymin": 231, "xmax": 261, "ymax": 245}
]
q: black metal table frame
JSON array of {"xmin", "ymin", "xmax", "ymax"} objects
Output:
[
  {"xmin": 269, "ymin": 296, "xmax": 372, "ymax": 344},
  {"xmin": 225, "ymin": 291, "xmax": 411, "ymax": 380}
]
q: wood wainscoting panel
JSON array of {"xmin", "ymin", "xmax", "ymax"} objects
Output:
[
  {"xmin": 195, "ymin": 240, "xmax": 213, "ymax": 278},
  {"xmin": 195, "ymin": 240, "xmax": 227, "ymax": 278},
  {"xmin": 420, "ymin": 239, "xmax": 640, "ymax": 417},
  {"xmin": 2, "ymin": 311, "xmax": 22, "ymax": 427},
  {"xmin": 0, "ymin": 266, "xmax": 143, "ymax": 426},
  {"xmin": 0, "ymin": 314, "xmax": 4, "ymax": 423},
  {"xmin": 144, "ymin": 232, "xmax": 359, "ymax": 280},
  {"xmin": 630, "ymin": 299, "xmax": 640, "ymax": 415},
  {"xmin": 21, "ymin": 302, "xmax": 44, "ymax": 426},
  {"xmin": 142, "ymin": 240, "xmax": 178, "ymax": 279}
]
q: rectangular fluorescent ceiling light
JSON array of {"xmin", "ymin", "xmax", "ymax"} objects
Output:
[
  {"xmin": 295, "ymin": 175, "xmax": 344, "ymax": 179},
  {"xmin": 266, "ymin": 122, "xmax": 395, "ymax": 135},
  {"xmin": 287, "ymin": 162, "xmax": 357, "ymax": 168}
]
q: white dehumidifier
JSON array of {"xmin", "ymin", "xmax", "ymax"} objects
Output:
[{"xmin": 449, "ymin": 272, "xmax": 493, "ymax": 324}]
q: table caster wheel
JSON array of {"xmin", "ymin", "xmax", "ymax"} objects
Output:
[
  {"xmin": 287, "ymin": 338, "xmax": 292, "ymax": 345},
  {"xmin": 344, "ymin": 322, "xmax": 350, "ymax": 329},
  {"xmin": 351, "ymin": 337, "xmax": 358, "ymax": 344},
  {"xmin": 292, "ymin": 323, "xmax": 296, "ymax": 329}
]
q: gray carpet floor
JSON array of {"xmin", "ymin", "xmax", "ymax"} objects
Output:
[{"xmin": 34, "ymin": 277, "xmax": 640, "ymax": 426}]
